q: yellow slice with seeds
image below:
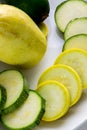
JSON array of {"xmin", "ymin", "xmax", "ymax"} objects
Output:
[
  {"xmin": 54, "ymin": 49, "xmax": 87, "ymax": 89},
  {"xmin": 38, "ymin": 64, "xmax": 82, "ymax": 106},
  {"xmin": 37, "ymin": 80, "xmax": 70, "ymax": 121}
]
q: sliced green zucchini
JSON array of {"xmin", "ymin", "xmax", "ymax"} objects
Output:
[
  {"xmin": 0, "ymin": 69, "xmax": 29, "ymax": 115},
  {"xmin": 38, "ymin": 64, "xmax": 82, "ymax": 106},
  {"xmin": 64, "ymin": 17, "xmax": 87, "ymax": 40},
  {"xmin": 0, "ymin": 85, "xmax": 7, "ymax": 111},
  {"xmin": 63, "ymin": 34, "xmax": 87, "ymax": 51},
  {"xmin": 1, "ymin": 90, "xmax": 45, "ymax": 130},
  {"xmin": 54, "ymin": 0, "xmax": 87, "ymax": 32},
  {"xmin": 37, "ymin": 80, "xmax": 70, "ymax": 121},
  {"xmin": 54, "ymin": 49, "xmax": 87, "ymax": 89}
]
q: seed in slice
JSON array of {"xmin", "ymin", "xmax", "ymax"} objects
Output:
[
  {"xmin": 54, "ymin": 49, "xmax": 87, "ymax": 89},
  {"xmin": 63, "ymin": 34, "xmax": 87, "ymax": 51},
  {"xmin": 64, "ymin": 17, "xmax": 87, "ymax": 41},
  {"xmin": 38, "ymin": 64, "xmax": 82, "ymax": 106},
  {"xmin": 37, "ymin": 80, "xmax": 70, "ymax": 121}
]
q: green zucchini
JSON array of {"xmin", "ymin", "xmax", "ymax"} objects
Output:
[
  {"xmin": 0, "ymin": 69, "xmax": 29, "ymax": 115},
  {"xmin": 1, "ymin": 90, "xmax": 45, "ymax": 130},
  {"xmin": 3, "ymin": 0, "xmax": 50, "ymax": 24},
  {"xmin": 64, "ymin": 17, "xmax": 87, "ymax": 41},
  {"xmin": 54, "ymin": 0, "xmax": 87, "ymax": 32},
  {"xmin": 0, "ymin": 85, "xmax": 7, "ymax": 111},
  {"xmin": 63, "ymin": 34, "xmax": 87, "ymax": 51}
]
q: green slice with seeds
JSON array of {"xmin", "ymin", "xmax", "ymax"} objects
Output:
[{"xmin": 63, "ymin": 34, "xmax": 87, "ymax": 51}]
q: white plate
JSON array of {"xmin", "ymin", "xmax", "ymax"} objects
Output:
[{"xmin": 0, "ymin": 0, "xmax": 87, "ymax": 130}]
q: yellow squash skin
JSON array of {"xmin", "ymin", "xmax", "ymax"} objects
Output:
[{"xmin": 0, "ymin": 4, "xmax": 47, "ymax": 67}]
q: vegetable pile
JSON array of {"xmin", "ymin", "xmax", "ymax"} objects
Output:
[{"xmin": 0, "ymin": 0, "xmax": 87, "ymax": 130}]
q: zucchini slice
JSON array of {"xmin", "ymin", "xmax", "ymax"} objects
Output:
[
  {"xmin": 64, "ymin": 17, "xmax": 87, "ymax": 40},
  {"xmin": 38, "ymin": 64, "xmax": 82, "ymax": 106},
  {"xmin": 1, "ymin": 90, "xmax": 45, "ymax": 130},
  {"xmin": 0, "ymin": 85, "xmax": 7, "ymax": 111},
  {"xmin": 0, "ymin": 69, "xmax": 29, "ymax": 115},
  {"xmin": 63, "ymin": 34, "xmax": 87, "ymax": 51},
  {"xmin": 54, "ymin": 0, "xmax": 87, "ymax": 32},
  {"xmin": 54, "ymin": 49, "xmax": 87, "ymax": 89},
  {"xmin": 37, "ymin": 80, "xmax": 70, "ymax": 121}
]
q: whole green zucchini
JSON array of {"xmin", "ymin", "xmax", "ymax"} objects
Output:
[{"xmin": 2, "ymin": 0, "xmax": 50, "ymax": 23}]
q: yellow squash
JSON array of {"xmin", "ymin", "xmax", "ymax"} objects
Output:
[{"xmin": 0, "ymin": 4, "xmax": 47, "ymax": 67}]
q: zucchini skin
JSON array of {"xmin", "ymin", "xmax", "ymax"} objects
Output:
[
  {"xmin": 64, "ymin": 17, "xmax": 87, "ymax": 41},
  {"xmin": 54, "ymin": 0, "xmax": 68, "ymax": 32},
  {"xmin": 20, "ymin": 90, "xmax": 46, "ymax": 130},
  {"xmin": 0, "ymin": 69, "xmax": 29, "ymax": 115},
  {"xmin": 1, "ymin": 90, "xmax": 45, "ymax": 130},
  {"xmin": 1, "ymin": 86, "xmax": 29, "ymax": 115},
  {"xmin": 0, "ymin": 85, "xmax": 7, "ymax": 111},
  {"xmin": 3, "ymin": 0, "xmax": 50, "ymax": 23},
  {"xmin": 62, "ymin": 34, "xmax": 87, "ymax": 51}
]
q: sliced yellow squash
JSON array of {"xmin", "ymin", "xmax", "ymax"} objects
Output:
[
  {"xmin": 54, "ymin": 49, "xmax": 87, "ymax": 89},
  {"xmin": 38, "ymin": 64, "xmax": 82, "ymax": 106},
  {"xmin": 37, "ymin": 80, "xmax": 70, "ymax": 121}
]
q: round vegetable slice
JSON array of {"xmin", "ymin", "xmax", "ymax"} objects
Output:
[
  {"xmin": 54, "ymin": 0, "xmax": 87, "ymax": 32},
  {"xmin": 1, "ymin": 90, "xmax": 45, "ymax": 130},
  {"xmin": 0, "ymin": 85, "xmax": 7, "ymax": 111},
  {"xmin": 54, "ymin": 49, "xmax": 87, "ymax": 89},
  {"xmin": 38, "ymin": 64, "xmax": 82, "ymax": 106},
  {"xmin": 37, "ymin": 80, "xmax": 70, "ymax": 121},
  {"xmin": 63, "ymin": 34, "xmax": 87, "ymax": 51},
  {"xmin": 0, "ymin": 69, "xmax": 29, "ymax": 114},
  {"xmin": 64, "ymin": 17, "xmax": 87, "ymax": 41}
]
